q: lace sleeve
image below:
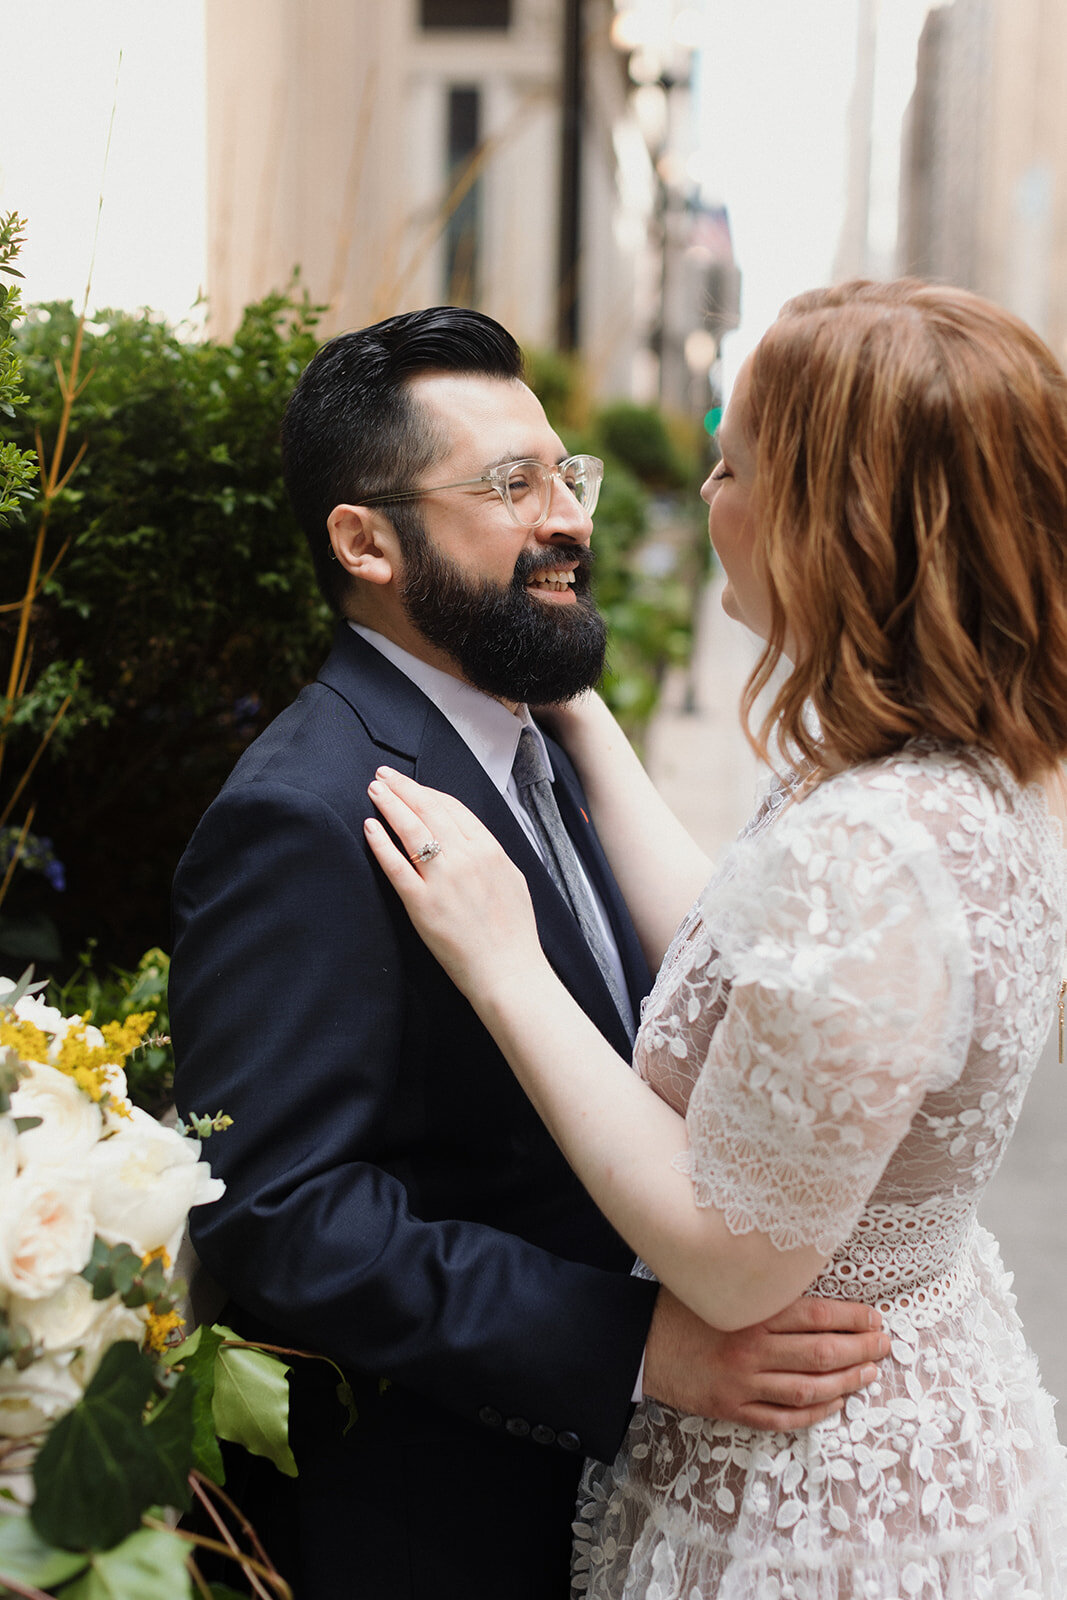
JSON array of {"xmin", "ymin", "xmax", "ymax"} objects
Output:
[{"xmin": 682, "ymin": 791, "xmax": 973, "ymax": 1256}]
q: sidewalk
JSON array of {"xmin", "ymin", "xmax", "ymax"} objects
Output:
[{"xmin": 645, "ymin": 577, "xmax": 1067, "ymax": 1407}]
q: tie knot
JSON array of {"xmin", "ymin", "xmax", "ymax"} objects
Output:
[{"xmin": 512, "ymin": 726, "xmax": 551, "ymax": 790}]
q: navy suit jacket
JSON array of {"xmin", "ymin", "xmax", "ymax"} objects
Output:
[{"xmin": 170, "ymin": 625, "xmax": 657, "ymax": 1597}]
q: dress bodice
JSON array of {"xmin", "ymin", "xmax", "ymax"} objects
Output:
[{"xmin": 636, "ymin": 740, "xmax": 1066, "ymax": 1296}]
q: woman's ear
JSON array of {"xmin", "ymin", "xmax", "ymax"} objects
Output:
[{"xmin": 327, "ymin": 505, "xmax": 399, "ymax": 587}]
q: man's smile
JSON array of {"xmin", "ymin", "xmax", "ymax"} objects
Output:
[{"xmin": 526, "ymin": 564, "xmax": 578, "ymax": 601}]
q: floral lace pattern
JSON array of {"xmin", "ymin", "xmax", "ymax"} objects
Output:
[{"xmin": 575, "ymin": 742, "xmax": 1067, "ymax": 1598}]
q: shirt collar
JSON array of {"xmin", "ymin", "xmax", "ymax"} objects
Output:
[{"xmin": 349, "ymin": 623, "xmax": 554, "ymax": 793}]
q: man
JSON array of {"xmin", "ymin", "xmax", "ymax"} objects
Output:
[{"xmin": 170, "ymin": 307, "xmax": 886, "ymax": 1598}]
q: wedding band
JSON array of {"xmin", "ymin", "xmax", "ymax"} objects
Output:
[{"xmin": 409, "ymin": 838, "xmax": 442, "ymax": 864}]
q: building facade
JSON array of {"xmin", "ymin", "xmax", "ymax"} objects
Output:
[
  {"xmin": 204, "ymin": 0, "xmax": 717, "ymax": 399},
  {"xmin": 898, "ymin": 0, "xmax": 1067, "ymax": 364}
]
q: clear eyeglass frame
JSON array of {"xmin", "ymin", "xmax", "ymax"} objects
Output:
[{"xmin": 357, "ymin": 453, "xmax": 604, "ymax": 529}]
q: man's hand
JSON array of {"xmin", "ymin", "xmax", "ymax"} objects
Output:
[{"xmin": 643, "ymin": 1287, "xmax": 890, "ymax": 1431}]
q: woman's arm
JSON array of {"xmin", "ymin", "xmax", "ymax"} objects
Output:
[
  {"xmin": 365, "ymin": 768, "xmax": 825, "ymax": 1332},
  {"xmin": 538, "ymin": 693, "xmax": 712, "ymax": 968}
]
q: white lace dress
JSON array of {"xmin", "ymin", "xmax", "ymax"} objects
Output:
[{"xmin": 574, "ymin": 741, "xmax": 1067, "ymax": 1599}]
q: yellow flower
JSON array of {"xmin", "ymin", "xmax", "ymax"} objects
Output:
[
  {"xmin": 0, "ymin": 1016, "xmax": 50, "ymax": 1064},
  {"xmin": 47, "ymin": 1012, "xmax": 155, "ymax": 1112},
  {"xmin": 143, "ymin": 1306, "xmax": 185, "ymax": 1354}
]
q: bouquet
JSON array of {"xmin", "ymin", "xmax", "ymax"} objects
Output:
[{"xmin": 0, "ymin": 973, "xmax": 297, "ymax": 1599}]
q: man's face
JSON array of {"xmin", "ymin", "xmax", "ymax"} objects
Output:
[{"xmin": 394, "ymin": 374, "xmax": 607, "ymax": 704}]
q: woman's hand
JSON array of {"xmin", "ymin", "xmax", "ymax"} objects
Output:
[{"xmin": 365, "ymin": 767, "xmax": 545, "ymax": 1000}]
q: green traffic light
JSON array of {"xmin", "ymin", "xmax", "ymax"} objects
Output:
[{"xmin": 703, "ymin": 405, "xmax": 723, "ymax": 437}]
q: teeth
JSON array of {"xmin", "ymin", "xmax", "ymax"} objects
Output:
[{"xmin": 530, "ymin": 568, "xmax": 576, "ymax": 591}]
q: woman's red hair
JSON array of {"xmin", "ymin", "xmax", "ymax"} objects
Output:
[{"xmin": 742, "ymin": 278, "xmax": 1067, "ymax": 782}]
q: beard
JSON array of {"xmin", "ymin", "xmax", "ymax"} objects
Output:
[{"xmin": 396, "ymin": 525, "xmax": 608, "ymax": 704}]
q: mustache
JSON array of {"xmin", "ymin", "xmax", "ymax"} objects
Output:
[{"xmin": 511, "ymin": 545, "xmax": 595, "ymax": 590}]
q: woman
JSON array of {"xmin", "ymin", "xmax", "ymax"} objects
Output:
[{"xmin": 365, "ymin": 280, "xmax": 1067, "ymax": 1597}]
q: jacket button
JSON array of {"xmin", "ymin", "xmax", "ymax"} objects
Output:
[
  {"xmin": 531, "ymin": 1423, "xmax": 556, "ymax": 1446},
  {"xmin": 478, "ymin": 1407, "xmax": 502, "ymax": 1428},
  {"xmin": 505, "ymin": 1416, "xmax": 530, "ymax": 1438},
  {"xmin": 557, "ymin": 1431, "xmax": 582, "ymax": 1452}
]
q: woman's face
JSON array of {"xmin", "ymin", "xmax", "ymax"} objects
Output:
[{"xmin": 700, "ymin": 356, "xmax": 771, "ymax": 640}]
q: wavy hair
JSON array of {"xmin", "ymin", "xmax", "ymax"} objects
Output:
[{"xmin": 741, "ymin": 279, "xmax": 1067, "ymax": 782}]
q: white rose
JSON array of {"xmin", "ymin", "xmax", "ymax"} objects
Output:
[
  {"xmin": 8, "ymin": 1279, "xmax": 146, "ymax": 1391},
  {"xmin": 68, "ymin": 1300, "xmax": 146, "ymax": 1390},
  {"xmin": 99, "ymin": 1061, "xmax": 133, "ymax": 1125},
  {"xmin": 6, "ymin": 990, "xmax": 68, "ymax": 1040},
  {"xmin": 0, "ymin": 1175, "xmax": 95, "ymax": 1300},
  {"xmin": 0, "ymin": 1349, "xmax": 82, "ymax": 1438},
  {"xmin": 9, "ymin": 1274, "xmax": 107, "ymax": 1351},
  {"xmin": 9, "ymin": 1061, "xmax": 103, "ymax": 1172},
  {"xmin": 0, "ymin": 1113, "xmax": 17, "ymax": 1190},
  {"xmin": 86, "ymin": 1108, "xmax": 224, "ymax": 1258}
]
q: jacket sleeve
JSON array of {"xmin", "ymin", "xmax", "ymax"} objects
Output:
[{"xmin": 170, "ymin": 774, "xmax": 656, "ymax": 1463}]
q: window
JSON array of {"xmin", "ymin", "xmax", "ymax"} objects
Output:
[
  {"xmin": 444, "ymin": 87, "xmax": 481, "ymax": 304},
  {"xmin": 420, "ymin": 0, "xmax": 511, "ymax": 28}
]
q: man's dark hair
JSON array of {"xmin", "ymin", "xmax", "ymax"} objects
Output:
[{"xmin": 281, "ymin": 306, "xmax": 525, "ymax": 613}]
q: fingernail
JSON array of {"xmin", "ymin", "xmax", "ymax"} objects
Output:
[
  {"xmin": 364, "ymin": 818, "xmax": 380, "ymax": 833},
  {"xmin": 368, "ymin": 780, "xmax": 383, "ymax": 794},
  {"xmin": 860, "ymin": 1365, "xmax": 879, "ymax": 1385},
  {"xmin": 377, "ymin": 765, "xmax": 398, "ymax": 778}
]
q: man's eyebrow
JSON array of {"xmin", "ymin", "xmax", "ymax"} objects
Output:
[{"xmin": 482, "ymin": 451, "xmax": 568, "ymax": 470}]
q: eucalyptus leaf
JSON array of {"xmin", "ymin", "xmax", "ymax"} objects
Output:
[
  {"xmin": 31, "ymin": 1343, "xmax": 167, "ymax": 1550},
  {"xmin": 212, "ymin": 1325, "xmax": 297, "ymax": 1478},
  {"xmin": 55, "ymin": 1526, "xmax": 193, "ymax": 1600},
  {"xmin": 0, "ymin": 1510, "xmax": 88, "ymax": 1589}
]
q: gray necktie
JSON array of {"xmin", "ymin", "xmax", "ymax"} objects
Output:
[{"xmin": 512, "ymin": 727, "xmax": 634, "ymax": 1041}]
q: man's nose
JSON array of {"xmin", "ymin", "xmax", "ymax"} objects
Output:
[{"xmin": 536, "ymin": 474, "xmax": 593, "ymax": 545}]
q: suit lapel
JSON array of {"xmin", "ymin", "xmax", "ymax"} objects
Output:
[{"xmin": 316, "ymin": 625, "xmax": 641, "ymax": 1059}]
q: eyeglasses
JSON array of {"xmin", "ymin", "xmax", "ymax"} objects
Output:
[{"xmin": 356, "ymin": 454, "xmax": 604, "ymax": 529}]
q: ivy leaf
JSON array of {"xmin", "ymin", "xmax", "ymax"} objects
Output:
[
  {"xmin": 55, "ymin": 1526, "xmax": 194, "ymax": 1600},
  {"xmin": 212, "ymin": 1324, "xmax": 297, "ymax": 1478},
  {"xmin": 0, "ymin": 1510, "xmax": 88, "ymax": 1589},
  {"xmin": 143, "ymin": 1371, "xmax": 196, "ymax": 1513},
  {"xmin": 31, "ymin": 1342, "xmax": 168, "ymax": 1550},
  {"xmin": 163, "ymin": 1323, "xmax": 226, "ymax": 1484}
]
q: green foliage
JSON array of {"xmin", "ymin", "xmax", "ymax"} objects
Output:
[
  {"xmin": 0, "ymin": 1513, "xmax": 87, "ymax": 1591},
  {"xmin": 4, "ymin": 288, "xmax": 331, "ymax": 969},
  {"xmin": 595, "ymin": 399, "xmax": 692, "ymax": 490},
  {"xmin": 165, "ymin": 1323, "xmax": 227, "ymax": 1484},
  {"xmin": 31, "ymin": 1342, "xmax": 186, "ymax": 1550},
  {"xmin": 0, "ymin": 212, "xmax": 37, "ymax": 526},
  {"xmin": 208, "ymin": 1324, "xmax": 297, "ymax": 1478},
  {"xmin": 48, "ymin": 946, "xmax": 173, "ymax": 1110},
  {"xmin": 523, "ymin": 345, "xmax": 587, "ymax": 431},
  {"xmin": 57, "ymin": 1528, "xmax": 195, "ymax": 1600},
  {"xmin": 0, "ymin": 1321, "xmax": 296, "ymax": 1596}
]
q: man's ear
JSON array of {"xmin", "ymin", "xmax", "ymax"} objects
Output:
[{"xmin": 327, "ymin": 505, "xmax": 399, "ymax": 587}]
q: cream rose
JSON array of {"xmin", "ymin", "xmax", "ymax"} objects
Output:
[
  {"xmin": 0, "ymin": 1349, "xmax": 82, "ymax": 1439},
  {"xmin": 0, "ymin": 1112, "xmax": 17, "ymax": 1191},
  {"xmin": 68, "ymin": 1300, "xmax": 147, "ymax": 1390},
  {"xmin": 0, "ymin": 1175, "xmax": 95, "ymax": 1299},
  {"xmin": 10, "ymin": 1061, "xmax": 104, "ymax": 1172},
  {"xmin": 86, "ymin": 1107, "xmax": 224, "ymax": 1258}
]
